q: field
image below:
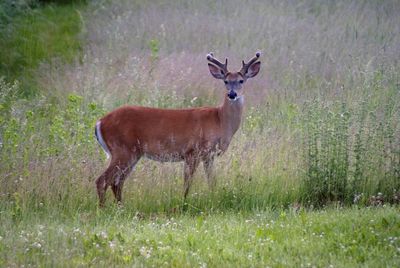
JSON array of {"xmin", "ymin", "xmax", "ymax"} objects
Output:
[
  {"xmin": 0, "ymin": 0, "xmax": 399, "ymax": 266},
  {"xmin": 1, "ymin": 207, "xmax": 399, "ymax": 267}
]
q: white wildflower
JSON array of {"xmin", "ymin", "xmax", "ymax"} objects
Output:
[
  {"xmin": 140, "ymin": 246, "xmax": 152, "ymax": 259},
  {"xmin": 32, "ymin": 242, "xmax": 42, "ymax": 249}
]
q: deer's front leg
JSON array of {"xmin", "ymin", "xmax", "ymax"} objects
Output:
[
  {"xmin": 183, "ymin": 153, "xmax": 200, "ymax": 199},
  {"xmin": 203, "ymin": 155, "xmax": 216, "ymax": 190}
]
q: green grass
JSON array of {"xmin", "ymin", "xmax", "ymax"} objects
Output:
[
  {"xmin": 0, "ymin": 206, "xmax": 399, "ymax": 267},
  {"xmin": 0, "ymin": 1, "xmax": 85, "ymax": 96}
]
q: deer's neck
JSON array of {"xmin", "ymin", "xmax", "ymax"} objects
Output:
[{"xmin": 218, "ymin": 96, "xmax": 244, "ymax": 141}]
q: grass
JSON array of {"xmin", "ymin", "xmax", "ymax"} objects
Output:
[
  {"xmin": 0, "ymin": 0, "xmax": 85, "ymax": 96},
  {"xmin": 0, "ymin": 206, "xmax": 399, "ymax": 267},
  {"xmin": 0, "ymin": 0, "xmax": 400, "ymax": 266}
]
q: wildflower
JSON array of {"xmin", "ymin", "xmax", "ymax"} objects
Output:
[
  {"xmin": 139, "ymin": 246, "xmax": 152, "ymax": 258},
  {"xmin": 32, "ymin": 242, "xmax": 42, "ymax": 249},
  {"xmin": 109, "ymin": 241, "xmax": 116, "ymax": 250},
  {"xmin": 100, "ymin": 231, "xmax": 108, "ymax": 239}
]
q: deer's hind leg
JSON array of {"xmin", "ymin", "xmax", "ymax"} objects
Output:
[
  {"xmin": 111, "ymin": 154, "xmax": 141, "ymax": 204},
  {"xmin": 96, "ymin": 149, "xmax": 141, "ymax": 207},
  {"xmin": 96, "ymin": 161, "xmax": 116, "ymax": 207}
]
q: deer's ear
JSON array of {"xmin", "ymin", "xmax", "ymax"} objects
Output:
[
  {"xmin": 208, "ymin": 63, "xmax": 225, "ymax": 79},
  {"xmin": 245, "ymin": 61, "xmax": 261, "ymax": 78}
]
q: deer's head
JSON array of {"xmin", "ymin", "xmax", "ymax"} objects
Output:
[{"xmin": 207, "ymin": 52, "xmax": 261, "ymax": 101}]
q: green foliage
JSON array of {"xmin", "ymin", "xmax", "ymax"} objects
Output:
[
  {"xmin": 11, "ymin": 192, "xmax": 23, "ymax": 222},
  {"xmin": 302, "ymin": 100, "xmax": 351, "ymax": 205},
  {"xmin": 148, "ymin": 38, "xmax": 160, "ymax": 61},
  {"xmin": 0, "ymin": 0, "xmax": 37, "ymax": 26},
  {"xmin": 0, "ymin": 77, "xmax": 18, "ymax": 123},
  {"xmin": 0, "ymin": 0, "xmax": 85, "ymax": 96},
  {"xmin": 47, "ymin": 94, "xmax": 104, "ymax": 155},
  {"xmin": 301, "ymin": 76, "xmax": 400, "ymax": 206},
  {"xmin": 0, "ymin": 78, "xmax": 105, "ymax": 197}
]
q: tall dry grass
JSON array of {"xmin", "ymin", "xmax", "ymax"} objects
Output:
[{"xmin": 46, "ymin": 0, "xmax": 400, "ymax": 104}]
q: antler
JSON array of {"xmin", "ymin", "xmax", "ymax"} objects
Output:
[
  {"xmin": 207, "ymin": 52, "xmax": 228, "ymax": 74},
  {"xmin": 240, "ymin": 52, "xmax": 261, "ymax": 75}
]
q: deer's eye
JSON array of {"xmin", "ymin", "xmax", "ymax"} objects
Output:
[
  {"xmin": 239, "ymin": 80, "xmax": 244, "ymax": 84},
  {"xmin": 224, "ymin": 81, "xmax": 228, "ymax": 84}
]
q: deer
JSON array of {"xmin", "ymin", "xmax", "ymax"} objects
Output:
[{"xmin": 94, "ymin": 52, "xmax": 261, "ymax": 207}]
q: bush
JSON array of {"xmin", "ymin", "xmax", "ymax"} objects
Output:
[{"xmin": 301, "ymin": 74, "xmax": 400, "ymax": 206}]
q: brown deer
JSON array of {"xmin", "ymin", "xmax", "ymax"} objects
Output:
[{"xmin": 94, "ymin": 52, "xmax": 261, "ymax": 207}]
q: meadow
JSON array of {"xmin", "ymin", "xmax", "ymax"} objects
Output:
[{"xmin": 0, "ymin": 0, "xmax": 399, "ymax": 266}]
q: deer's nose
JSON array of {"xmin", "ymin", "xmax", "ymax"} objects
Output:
[{"xmin": 227, "ymin": 90, "xmax": 237, "ymax": 100}]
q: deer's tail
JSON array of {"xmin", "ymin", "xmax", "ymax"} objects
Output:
[{"xmin": 95, "ymin": 121, "xmax": 110, "ymax": 159}]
